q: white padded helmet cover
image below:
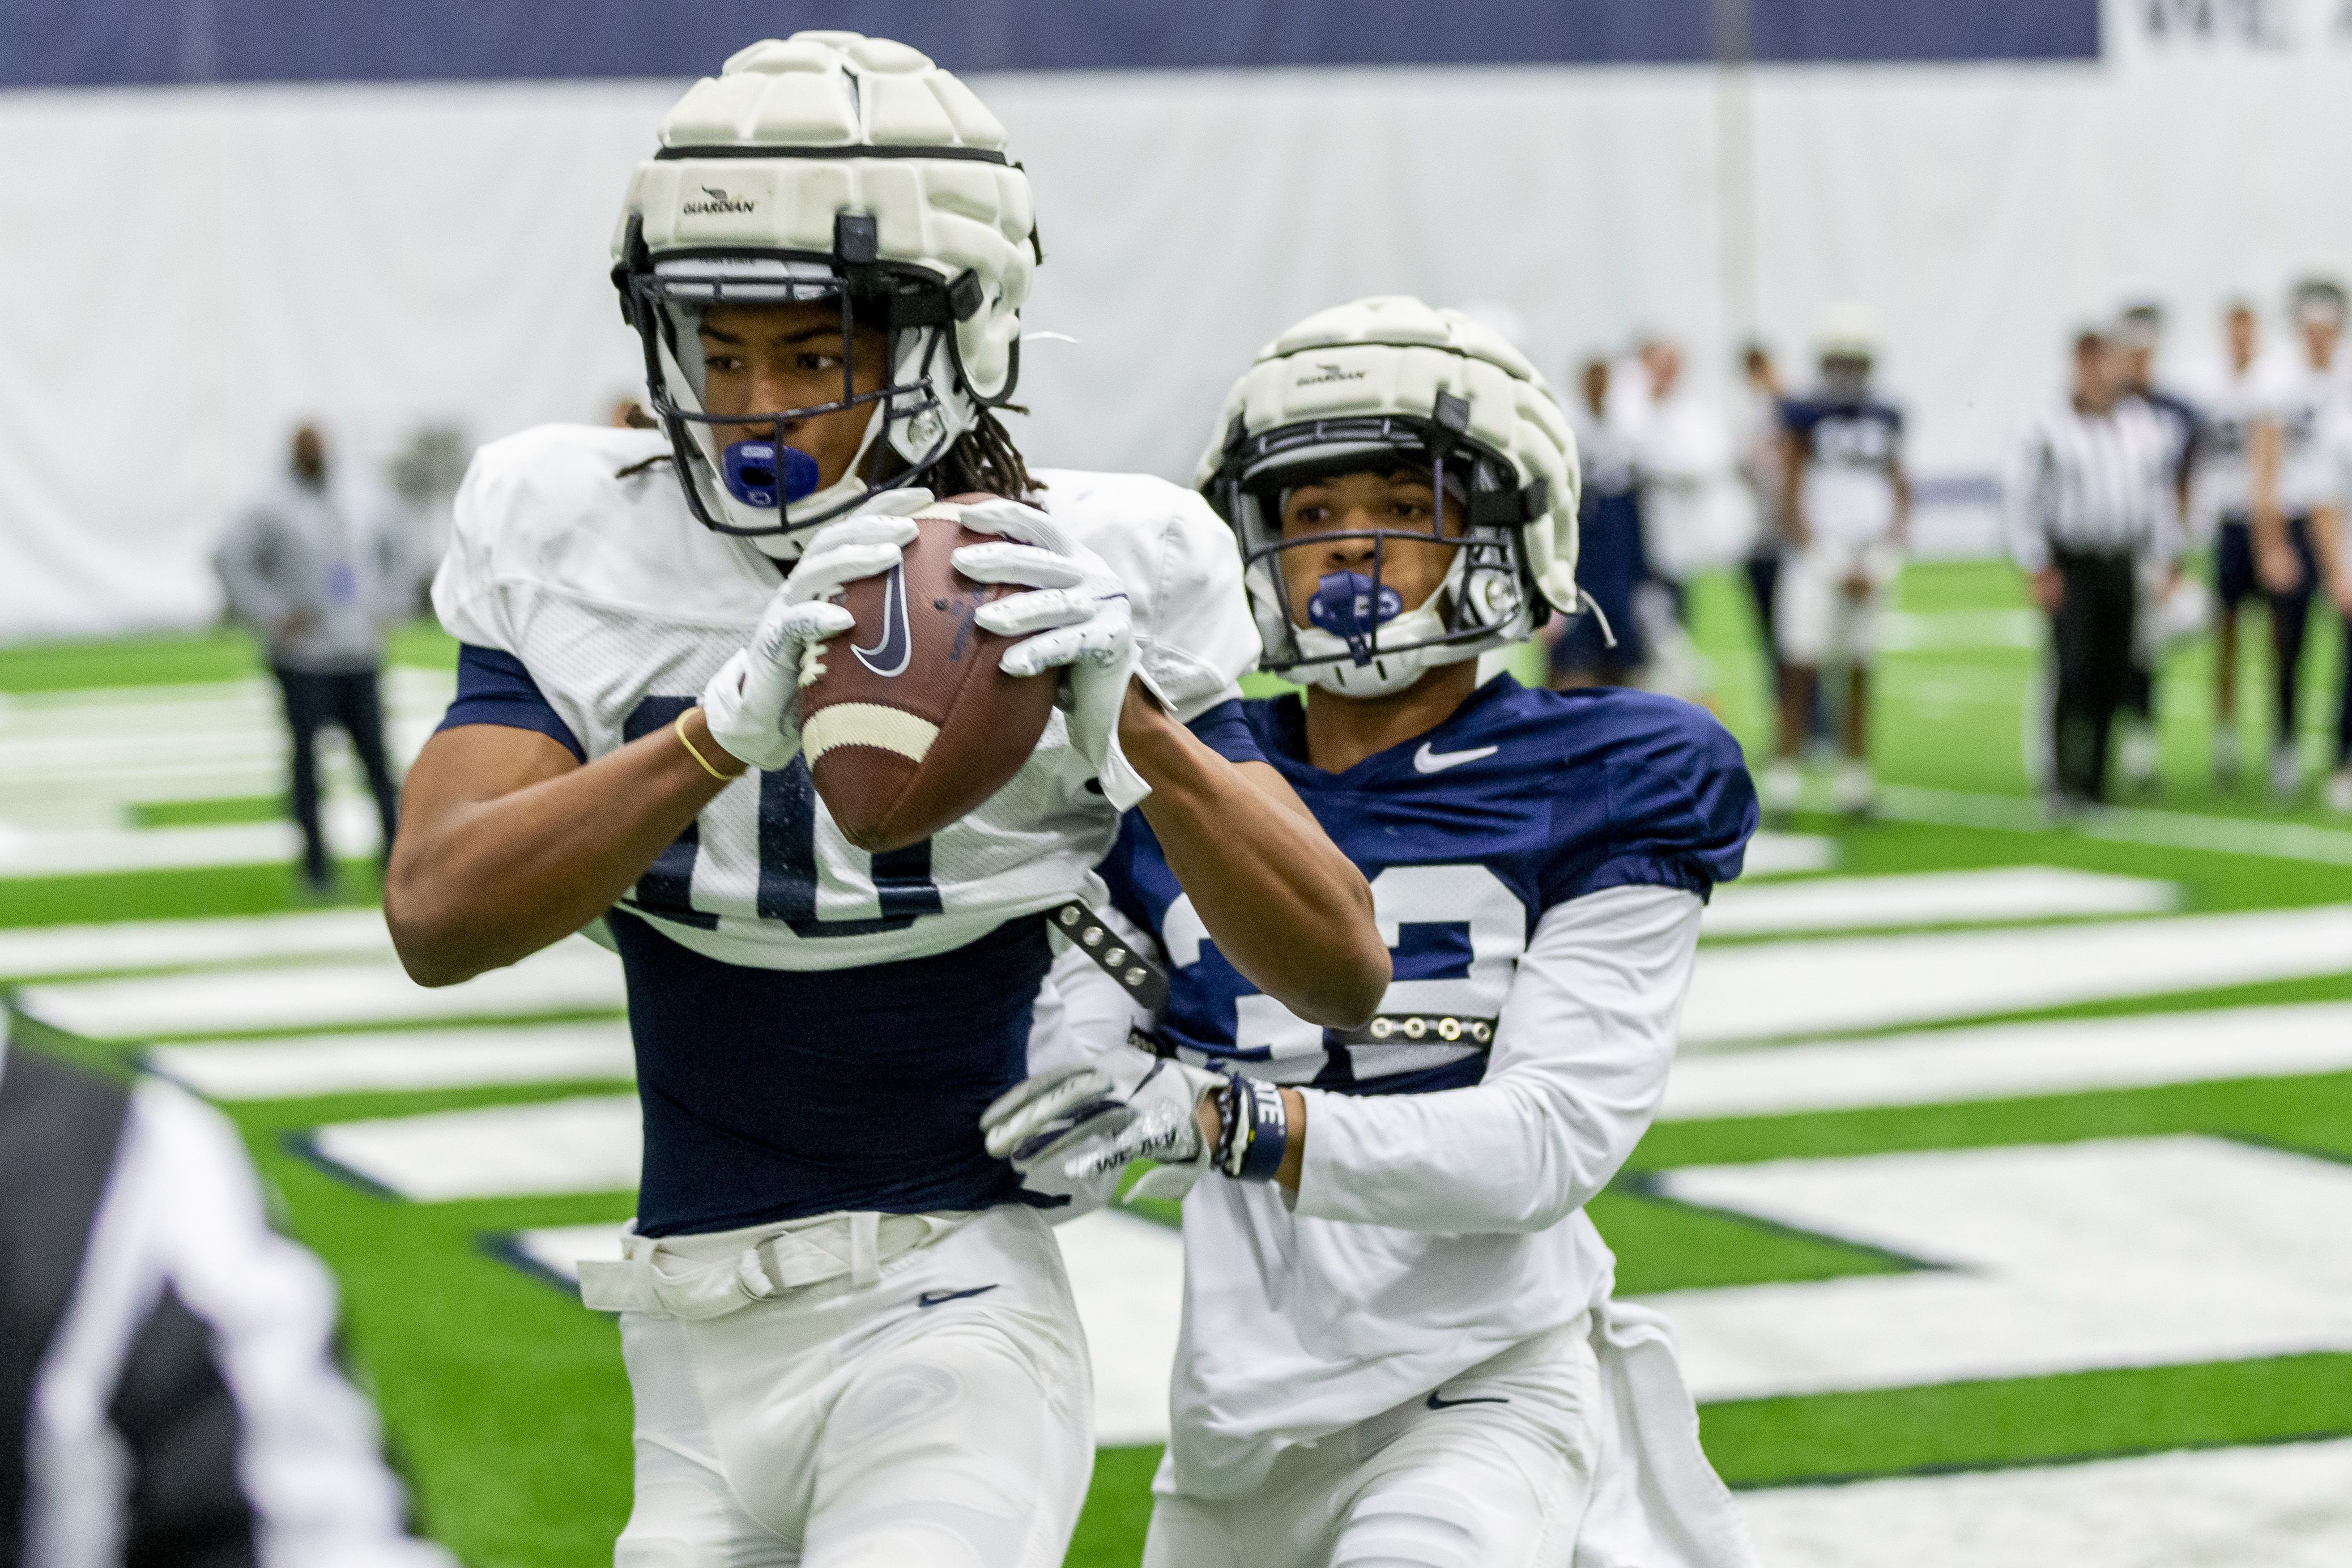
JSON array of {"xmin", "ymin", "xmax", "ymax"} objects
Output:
[
  {"xmin": 614, "ymin": 32, "xmax": 1036, "ymax": 402},
  {"xmin": 1195, "ymin": 295, "xmax": 1582, "ymax": 614}
]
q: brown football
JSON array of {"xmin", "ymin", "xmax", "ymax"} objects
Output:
[{"xmin": 799, "ymin": 498, "xmax": 1060, "ymax": 854}]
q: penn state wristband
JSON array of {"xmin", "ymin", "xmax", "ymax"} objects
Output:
[{"xmin": 1215, "ymin": 1075, "xmax": 1290, "ymax": 1183}]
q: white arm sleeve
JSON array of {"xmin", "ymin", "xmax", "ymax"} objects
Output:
[
  {"xmin": 1290, "ymin": 884, "xmax": 1703, "ymax": 1235},
  {"xmin": 1013, "ymin": 903, "xmax": 1164, "ymax": 1221}
]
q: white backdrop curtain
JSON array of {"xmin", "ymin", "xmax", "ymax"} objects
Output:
[{"xmin": 2, "ymin": 0, "xmax": 2349, "ymax": 640}]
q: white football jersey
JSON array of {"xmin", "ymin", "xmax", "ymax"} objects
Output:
[
  {"xmin": 2264, "ymin": 352, "xmax": 2349, "ymax": 515},
  {"xmin": 2185, "ymin": 359, "xmax": 2266, "ymax": 527},
  {"xmin": 432, "ymin": 425, "xmax": 1259, "ymax": 972}
]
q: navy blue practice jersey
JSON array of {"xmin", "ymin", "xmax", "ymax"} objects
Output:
[
  {"xmin": 1100, "ymin": 677, "xmax": 1757, "ymax": 1097},
  {"xmin": 1782, "ymin": 394, "xmax": 1904, "ymax": 544}
]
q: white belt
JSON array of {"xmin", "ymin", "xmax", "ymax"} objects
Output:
[{"xmin": 577, "ymin": 1210, "xmax": 968, "ymax": 1319}]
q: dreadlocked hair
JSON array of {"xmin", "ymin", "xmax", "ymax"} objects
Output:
[{"xmin": 927, "ymin": 406, "xmax": 1042, "ymax": 502}]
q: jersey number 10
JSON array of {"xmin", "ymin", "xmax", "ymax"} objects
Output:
[{"xmin": 622, "ymin": 695, "xmax": 943, "ymax": 938}]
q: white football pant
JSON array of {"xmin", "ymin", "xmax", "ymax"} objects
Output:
[
  {"xmin": 1143, "ymin": 1317, "xmax": 1599, "ymax": 1568},
  {"xmin": 1774, "ymin": 539, "xmax": 1897, "ymax": 667},
  {"xmin": 604, "ymin": 1205, "xmax": 1092, "ymax": 1568}
]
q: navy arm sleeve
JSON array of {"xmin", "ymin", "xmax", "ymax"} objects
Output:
[{"xmin": 433, "ymin": 644, "xmax": 586, "ymax": 762}]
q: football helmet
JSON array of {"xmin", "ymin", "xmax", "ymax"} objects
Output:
[
  {"xmin": 611, "ymin": 33, "xmax": 1039, "ymax": 556},
  {"xmin": 1194, "ymin": 296, "xmax": 1582, "ymax": 697}
]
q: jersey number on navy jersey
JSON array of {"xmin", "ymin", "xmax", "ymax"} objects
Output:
[
  {"xmin": 1169, "ymin": 863, "xmax": 1526, "ymax": 1084},
  {"xmin": 622, "ymin": 695, "xmax": 941, "ymax": 938}
]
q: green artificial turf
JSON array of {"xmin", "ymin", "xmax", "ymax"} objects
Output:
[
  {"xmin": 129, "ymin": 795, "xmax": 287, "ymax": 829},
  {"xmin": 7, "ymin": 560, "xmax": 2352, "ymax": 1566}
]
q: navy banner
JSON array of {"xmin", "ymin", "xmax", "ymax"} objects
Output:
[{"xmin": 0, "ymin": 1, "xmax": 2100, "ymax": 89}]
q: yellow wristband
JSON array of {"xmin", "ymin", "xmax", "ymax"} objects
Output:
[{"xmin": 675, "ymin": 711, "xmax": 741, "ymax": 782}]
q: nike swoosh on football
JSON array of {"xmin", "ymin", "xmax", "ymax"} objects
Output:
[
  {"xmin": 1424, "ymin": 1390, "xmax": 1510, "ymax": 1409},
  {"xmin": 852, "ymin": 563, "xmax": 913, "ymax": 678},
  {"xmin": 1413, "ymin": 742, "xmax": 1499, "ymax": 773},
  {"xmin": 916, "ymin": 1284, "xmax": 999, "ymax": 1308}
]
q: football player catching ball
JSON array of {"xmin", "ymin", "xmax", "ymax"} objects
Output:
[
  {"xmin": 987, "ymin": 297, "xmax": 1764, "ymax": 1567},
  {"xmin": 384, "ymin": 33, "xmax": 1387, "ymax": 1568}
]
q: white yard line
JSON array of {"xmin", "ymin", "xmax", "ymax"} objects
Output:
[
  {"xmin": 1702, "ymin": 866, "xmax": 2175, "ymax": 937},
  {"xmin": 1881, "ymin": 783, "xmax": 2352, "ymax": 868},
  {"xmin": 1660, "ymin": 1002, "xmax": 2352, "ymax": 1120},
  {"xmin": 307, "ymin": 1094, "xmax": 641, "ymax": 1200},
  {"xmin": 1740, "ymin": 831, "xmax": 1838, "ymax": 878},
  {"xmin": 14, "ymin": 936, "xmax": 624, "ymax": 1039},
  {"xmin": 1737, "ymin": 1438, "xmax": 2352, "ymax": 1568},
  {"xmin": 0, "ymin": 798, "xmax": 391, "ymax": 876},
  {"xmin": 149, "ymin": 1021, "xmax": 635, "ymax": 1100},
  {"xmin": 1646, "ymin": 1137, "xmax": 2352, "ymax": 1401},
  {"xmin": 0, "ymin": 907, "xmax": 391, "ymax": 980},
  {"xmin": 1681, "ymin": 904, "xmax": 2352, "ymax": 1047}
]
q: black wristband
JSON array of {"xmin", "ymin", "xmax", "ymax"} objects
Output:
[{"xmin": 1215, "ymin": 1076, "xmax": 1290, "ymax": 1183}]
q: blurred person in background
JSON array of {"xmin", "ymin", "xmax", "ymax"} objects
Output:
[
  {"xmin": 1736, "ymin": 342, "xmax": 1791, "ymax": 687},
  {"xmin": 607, "ymin": 394, "xmax": 656, "ymax": 429},
  {"xmin": 2193, "ymin": 299, "xmax": 2271, "ymax": 787},
  {"xmin": 2008, "ymin": 330, "xmax": 2185, "ymax": 815},
  {"xmin": 2249, "ymin": 275, "xmax": 2349, "ymax": 801},
  {"xmin": 2112, "ymin": 296, "xmax": 2202, "ymax": 795},
  {"xmin": 0, "ymin": 1020, "xmax": 452, "ymax": 1567},
  {"xmin": 1761, "ymin": 304, "xmax": 1908, "ymax": 821},
  {"xmin": 1548, "ymin": 357, "xmax": 1648, "ymax": 687},
  {"xmin": 213, "ymin": 423, "xmax": 410, "ymax": 898},
  {"xmin": 2304, "ymin": 386, "xmax": 2352, "ymax": 810},
  {"xmin": 1625, "ymin": 337, "xmax": 1739, "ymax": 704}
]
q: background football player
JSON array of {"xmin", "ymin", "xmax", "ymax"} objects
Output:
[
  {"xmin": 986, "ymin": 297, "xmax": 1762, "ymax": 1568},
  {"xmin": 2249, "ymin": 275, "xmax": 2348, "ymax": 800},
  {"xmin": 2194, "ymin": 298, "xmax": 2269, "ymax": 788},
  {"xmin": 1762, "ymin": 303, "xmax": 1909, "ymax": 821},
  {"xmin": 381, "ymin": 34, "xmax": 1388, "ymax": 1568},
  {"xmin": 2112, "ymin": 295, "xmax": 2202, "ymax": 796}
]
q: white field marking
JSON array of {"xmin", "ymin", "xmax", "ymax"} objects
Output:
[
  {"xmin": 308, "ymin": 1094, "xmax": 641, "ymax": 1201},
  {"xmin": 1643, "ymin": 1136, "xmax": 2352, "ymax": 1402},
  {"xmin": 1737, "ymin": 1439, "xmax": 2352, "ymax": 1568},
  {"xmin": 1058, "ymin": 1209, "xmax": 1190, "ymax": 1447},
  {"xmin": 1680, "ymin": 904, "xmax": 2352, "ymax": 1047},
  {"xmin": 1702, "ymin": 866, "xmax": 2175, "ymax": 938},
  {"xmin": 14, "ymin": 935, "xmax": 625, "ymax": 1040},
  {"xmin": 0, "ymin": 796, "xmax": 390, "ymax": 876},
  {"xmin": 1875, "ymin": 607, "xmax": 2043, "ymax": 653},
  {"xmin": 148, "ymin": 1022, "xmax": 636, "ymax": 1100},
  {"xmin": 0, "ymin": 907, "xmax": 391, "ymax": 981},
  {"xmin": 1881, "ymin": 782, "xmax": 2352, "ymax": 868},
  {"xmin": 504, "ymin": 1222, "xmax": 627, "ymax": 1286},
  {"xmin": 1739, "ymin": 831, "xmax": 1838, "ymax": 878},
  {"xmin": 0, "ymin": 669, "xmax": 449, "ymax": 833},
  {"xmin": 502, "ymin": 1207, "xmax": 1188, "ymax": 1448},
  {"xmin": 1661, "ymin": 1002, "xmax": 2352, "ymax": 1121}
]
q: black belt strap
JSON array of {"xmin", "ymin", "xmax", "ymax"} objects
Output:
[
  {"xmin": 1050, "ymin": 901, "xmax": 1168, "ymax": 1015},
  {"xmin": 1335, "ymin": 1013, "xmax": 1498, "ymax": 1048}
]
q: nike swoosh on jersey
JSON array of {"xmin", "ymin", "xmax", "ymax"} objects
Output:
[
  {"xmin": 851, "ymin": 563, "xmax": 913, "ymax": 678},
  {"xmin": 1412, "ymin": 742, "xmax": 1499, "ymax": 774},
  {"xmin": 916, "ymin": 1284, "xmax": 1000, "ymax": 1308},
  {"xmin": 1424, "ymin": 1390, "xmax": 1510, "ymax": 1409}
]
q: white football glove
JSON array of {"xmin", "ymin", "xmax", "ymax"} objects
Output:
[
  {"xmin": 981, "ymin": 1055, "xmax": 1225, "ymax": 1205},
  {"xmin": 949, "ymin": 497, "xmax": 1151, "ymax": 810},
  {"xmin": 698, "ymin": 500, "xmax": 928, "ymax": 772}
]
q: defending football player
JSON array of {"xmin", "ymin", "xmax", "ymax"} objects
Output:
[
  {"xmin": 986, "ymin": 298, "xmax": 1762, "ymax": 1567},
  {"xmin": 382, "ymin": 35, "xmax": 1387, "ymax": 1568}
]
